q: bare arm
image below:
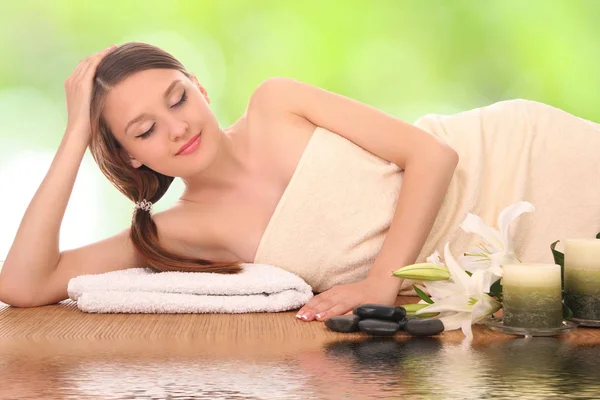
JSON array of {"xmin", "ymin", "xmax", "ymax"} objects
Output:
[
  {"xmin": 0, "ymin": 44, "xmax": 118, "ymax": 306},
  {"xmin": 0, "ymin": 131, "xmax": 90, "ymax": 303},
  {"xmin": 0, "ymin": 127, "xmax": 153, "ymax": 308},
  {"xmin": 367, "ymin": 148, "xmax": 459, "ymax": 285}
]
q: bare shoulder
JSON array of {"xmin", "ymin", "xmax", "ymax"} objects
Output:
[
  {"xmin": 246, "ymin": 77, "xmax": 303, "ymax": 125},
  {"xmin": 245, "ymin": 77, "xmax": 317, "ymax": 152},
  {"xmin": 151, "ymin": 207, "xmax": 234, "ymax": 261}
]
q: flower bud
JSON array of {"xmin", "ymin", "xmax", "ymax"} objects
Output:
[
  {"xmin": 392, "ymin": 263, "xmax": 451, "ymax": 281},
  {"xmin": 404, "ymin": 303, "xmax": 439, "ymax": 318}
]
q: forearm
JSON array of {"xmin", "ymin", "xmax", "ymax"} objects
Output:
[
  {"xmin": 0, "ymin": 129, "xmax": 89, "ymax": 291},
  {"xmin": 367, "ymin": 147, "xmax": 459, "ymax": 289}
]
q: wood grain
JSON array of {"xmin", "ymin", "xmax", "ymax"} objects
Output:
[{"xmin": 1, "ymin": 296, "xmax": 599, "ymax": 399}]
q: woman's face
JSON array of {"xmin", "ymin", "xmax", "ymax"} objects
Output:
[{"xmin": 103, "ymin": 68, "xmax": 218, "ymax": 178}]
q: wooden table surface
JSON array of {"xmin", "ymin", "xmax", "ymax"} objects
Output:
[{"xmin": 1, "ymin": 296, "xmax": 599, "ymax": 399}]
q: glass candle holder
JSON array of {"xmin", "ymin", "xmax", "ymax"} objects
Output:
[
  {"xmin": 564, "ymin": 238, "xmax": 600, "ymax": 322},
  {"xmin": 502, "ymin": 263, "xmax": 563, "ymax": 328}
]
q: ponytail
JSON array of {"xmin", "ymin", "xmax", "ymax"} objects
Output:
[{"xmin": 129, "ymin": 204, "xmax": 243, "ymax": 273}]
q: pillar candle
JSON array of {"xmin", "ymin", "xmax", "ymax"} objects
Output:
[
  {"xmin": 564, "ymin": 238, "xmax": 600, "ymax": 321},
  {"xmin": 502, "ymin": 263, "xmax": 563, "ymax": 328}
]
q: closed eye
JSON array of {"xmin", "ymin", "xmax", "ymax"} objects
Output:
[{"xmin": 137, "ymin": 90, "xmax": 188, "ymax": 139}]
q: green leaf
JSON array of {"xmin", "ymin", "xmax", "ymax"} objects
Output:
[
  {"xmin": 489, "ymin": 279, "xmax": 503, "ymax": 300},
  {"xmin": 596, "ymin": 232, "xmax": 600, "ymax": 239},
  {"xmin": 551, "ymin": 239, "xmax": 565, "ymax": 291},
  {"xmin": 550, "ymin": 240, "xmax": 564, "ymax": 268},
  {"xmin": 413, "ymin": 285, "xmax": 434, "ymax": 304},
  {"xmin": 562, "ymin": 302, "xmax": 573, "ymax": 320}
]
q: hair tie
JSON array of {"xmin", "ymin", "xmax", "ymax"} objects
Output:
[{"xmin": 135, "ymin": 199, "xmax": 153, "ymax": 213}]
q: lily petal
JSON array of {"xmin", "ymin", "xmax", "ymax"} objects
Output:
[
  {"xmin": 466, "ymin": 269, "xmax": 484, "ymax": 298},
  {"xmin": 444, "ymin": 243, "xmax": 471, "ymax": 292},
  {"xmin": 423, "ymin": 280, "xmax": 462, "ymax": 300},
  {"xmin": 489, "ymin": 251, "xmax": 518, "ymax": 278},
  {"xmin": 458, "ymin": 248, "xmax": 491, "ymax": 272},
  {"xmin": 459, "ymin": 213, "xmax": 503, "ymax": 252},
  {"xmin": 467, "ymin": 269, "xmax": 495, "ymax": 298},
  {"xmin": 471, "ymin": 294, "xmax": 501, "ymax": 323},
  {"xmin": 416, "ymin": 294, "xmax": 473, "ymax": 314},
  {"xmin": 426, "ymin": 250, "xmax": 442, "ymax": 265},
  {"xmin": 461, "ymin": 318, "xmax": 474, "ymax": 341},
  {"xmin": 438, "ymin": 312, "xmax": 471, "ymax": 331},
  {"xmin": 497, "ymin": 201, "xmax": 535, "ymax": 253}
]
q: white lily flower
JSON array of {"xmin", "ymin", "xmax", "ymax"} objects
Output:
[
  {"xmin": 416, "ymin": 243, "xmax": 501, "ymax": 340},
  {"xmin": 457, "ymin": 201, "xmax": 535, "ymax": 280},
  {"xmin": 426, "ymin": 250, "xmax": 443, "ymax": 265}
]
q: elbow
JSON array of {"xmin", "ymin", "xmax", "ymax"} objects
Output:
[
  {"xmin": 434, "ymin": 145, "xmax": 459, "ymax": 171},
  {"xmin": 439, "ymin": 144, "xmax": 459, "ymax": 165},
  {"xmin": 412, "ymin": 145, "xmax": 458, "ymax": 169},
  {"xmin": 0, "ymin": 278, "xmax": 41, "ymax": 308},
  {"xmin": 447, "ymin": 147, "xmax": 459, "ymax": 168},
  {"xmin": 0, "ymin": 295, "xmax": 50, "ymax": 308},
  {"xmin": 0, "ymin": 292, "xmax": 38, "ymax": 308}
]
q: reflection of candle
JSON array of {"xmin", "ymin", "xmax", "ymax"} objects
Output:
[
  {"xmin": 564, "ymin": 238, "xmax": 600, "ymax": 321},
  {"xmin": 502, "ymin": 264, "xmax": 563, "ymax": 328}
]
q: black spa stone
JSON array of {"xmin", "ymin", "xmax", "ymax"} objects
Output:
[
  {"xmin": 353, "ymin": 304, "xmax": 407, "ymax": 322},
  {"xmin": 404, "ymin": 318, "xmax": 444, "ymax": 337},
  {"xmin": 397, "ymin": 317, "xmax": 408, "ymax": 330},
  {"xmin": 324, "ymin": 315, "xmax": 361, "ymax": 333},
  {"xmin": 358, "ymin": 318, "xmax": 402, "ymax": 336}
]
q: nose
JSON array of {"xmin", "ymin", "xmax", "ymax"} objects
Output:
[{"xmin": 166, "ymin": 114, "xmax": 189, "ymax": 141}]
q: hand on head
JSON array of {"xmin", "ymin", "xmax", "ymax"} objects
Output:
[{"xmin": 63, "ymin": 44, "xmax": 118, "ymax": 141}]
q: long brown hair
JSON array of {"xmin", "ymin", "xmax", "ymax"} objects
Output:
[{"xmin": 88, "ymin": 42, "xmax": 243, "ymax": 274}]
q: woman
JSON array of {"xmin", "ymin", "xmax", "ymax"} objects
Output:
[{"xmin": 1, "ymin": 42, "xmax": 598, "ymax": 323}]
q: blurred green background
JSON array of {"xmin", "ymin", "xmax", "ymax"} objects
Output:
[{"xmin": 1, "ymin": 0, "xmax": 599, "ymax": 258}]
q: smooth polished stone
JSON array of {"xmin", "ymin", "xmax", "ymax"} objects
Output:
[
  {"xmin": 398, "ymin": 318, "xmax": 408, "ymax": 330},
  {"xmin": 358, "ymin": 318, "xmax": 402, "ymax": 336},
  {"xmin": 353, "ymin": 304, "xmax": 407, "ymax": 322},
  {"xmin": 324, "ymin": 315, "xmax": 361, "ymax": 333},
  {"xmin": 404, "ymin": 318, "xmax": 444, "ymax": 337}
]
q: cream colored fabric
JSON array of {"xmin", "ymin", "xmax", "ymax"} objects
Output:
[
  {"xmin": 254, "ymin": 99, "xmax": 600, "ymax": 294},
  {"xmin": 413, "ymin": 99, "xmax": 600, "ymax": 267},
  {"xmin": 253, "ymin": 125, "xmax": 405, "ymax": 293}
]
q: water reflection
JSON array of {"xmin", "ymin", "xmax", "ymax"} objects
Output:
[
  {"xmin": 483, "ymin": 339, "xmax": 600, "ymax": 399},
  {"xmin": 318, "ymin": 337, "xmax": 600, "ymax": 400},
  {"xmin": 1, "ymin": 336, "xmax": 599, "ymax": 399}
]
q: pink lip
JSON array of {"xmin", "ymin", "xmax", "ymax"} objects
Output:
[{"xmin": 176, "ymin": 133, "xmax": 202, "ymax": 155}]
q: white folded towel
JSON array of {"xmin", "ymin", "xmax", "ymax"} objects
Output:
[{"xmin": 67, "ymin": 263, "xmax": 314, "ymax": 314}]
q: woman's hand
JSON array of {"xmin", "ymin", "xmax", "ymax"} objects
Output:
[
  {"xmin": 64, "ymin": 44, "xmax": 117, "ymax": 141},
  {"xmin": 295, "ymin": 277, "xmax": 400, "ymax": 322}
]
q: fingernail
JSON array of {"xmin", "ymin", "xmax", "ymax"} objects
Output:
[
  {"xmin": 295, "ymin": 314, "xmax": 302, "ymax": 319},
  {"xmin": 315, "ymin": 313, "xmax": 322, "ymax": 320}
]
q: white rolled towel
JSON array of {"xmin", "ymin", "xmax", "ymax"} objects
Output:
[{"xmin": 67, "ymin": 263, "xmax": 314, "ymax": 314}]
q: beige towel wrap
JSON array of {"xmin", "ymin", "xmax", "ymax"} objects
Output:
[
  {"xmin": 254, "ymin": 99, "xmax": 600, "ymax": 295},
  {"xmin": 253, "ymin": 125, "xmax": 405, "ymax": 293}
]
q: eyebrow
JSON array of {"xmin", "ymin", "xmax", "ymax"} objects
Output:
[{"xmin": 124, "ymin": 79, "xmax": 182, "ymax": 135}]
